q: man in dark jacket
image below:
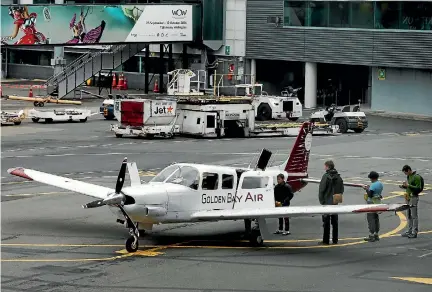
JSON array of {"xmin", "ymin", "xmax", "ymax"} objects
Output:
[
  {"xmin": 274, "ymin": 173, "xmax": 295, "ymax": 235},
  {"xmin": 318, "ymin": 160, "xmax": 344, "ymax": 245}
]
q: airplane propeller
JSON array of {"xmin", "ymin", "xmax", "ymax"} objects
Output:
[{"xmin": 82, "ymin": 157, "xmax": 128, "ymax": 209}]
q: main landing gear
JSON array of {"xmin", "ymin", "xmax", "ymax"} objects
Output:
[
  {"xmin": 117, "ymin": 204, "xmax": 140, "ymax": 252},
  {"xmin": 247, "ymin": 219, "xmax": 265, "ymax": 247}
]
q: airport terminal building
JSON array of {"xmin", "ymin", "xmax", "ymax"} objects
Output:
[{"xmin": 246, "ymin": 0, "xmax": 432, "ymax": 115}]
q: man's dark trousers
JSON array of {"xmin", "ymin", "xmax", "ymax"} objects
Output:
[
  {"xmin": 322, "ymin": 214, "xmax": 338, "ymax": 243},
  {"xmin": 279, "ymin": 217, "xmax": 289, "ymax": 231}
]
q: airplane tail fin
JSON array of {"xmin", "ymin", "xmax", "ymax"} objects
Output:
[{"xmin": 276, "ymin": 121, "xmax": 313, "ymax": 176}]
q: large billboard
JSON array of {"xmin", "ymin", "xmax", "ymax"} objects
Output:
[{"xmin": 0, "ymin": 4, "xmax": 195, "ymax": 46}]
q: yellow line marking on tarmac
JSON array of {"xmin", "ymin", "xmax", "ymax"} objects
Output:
[{"xmin": 390, "ymin": 277, "xmax": 432, "ymax": 285}]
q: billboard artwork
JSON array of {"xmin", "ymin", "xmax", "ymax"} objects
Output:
[{"xmin": 0, "ymin": 4, "xmax": 194, "ymax": 46}]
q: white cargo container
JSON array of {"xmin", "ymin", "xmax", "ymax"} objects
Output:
[{"xmin": 111, "ymin": 98, "xmax": 179, "ymax": 138}]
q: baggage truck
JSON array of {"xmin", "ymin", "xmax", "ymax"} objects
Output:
[{"xmin": 110, "ymin": 98, "xmax": 179, "ymax": 138}]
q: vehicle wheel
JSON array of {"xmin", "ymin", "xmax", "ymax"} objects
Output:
[
  {"xmin": 288, "ymin": 117, "xmax": 299, "ymax": 122},
  {"xmin": 32, "ymin": 118, "xmax": 39, "ymax": 123},
  {"xmin": 14, "ymin": 121, "xmax": 22, "ymax": 125},
  {"xmin": 45, "ymin": 118, "xmax": 53, "ymax": 123},
  {"xmin": 249, "ymin": 229, "xmax": 264, "ymax": 247},
  {"xmin": 335, "ymin": 118, "xmax": 348, "ymax": 133},
  {"xmin": 257, "ymin": 103, "xmax": 272, "ymax": 121},
  {"xmin": 125, "ymin": 236, "xmax": 139, "ymax": 253},
  {"xmin": 39, "ymin": 102, "xmax": 45, "ymax": 107},
  {"xmin": 33, "ymin": 101, "xmax": 39, "ymax": 107},
  {"xmin": 79, "ymin": 118, "xmax": 87, "ymax": 122},
  {"xmin": 354, "ymin": 128, "xmax": 364, "ymax": 133},
  {"xmin": 115, "ymin": 133, "xmax": 123, "ymax": 138}
]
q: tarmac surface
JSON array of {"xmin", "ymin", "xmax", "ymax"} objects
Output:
[{"xmin": 1, "ymin": 98, "xmax": 432, "ymax": 292}]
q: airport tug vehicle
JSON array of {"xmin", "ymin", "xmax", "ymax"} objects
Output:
[
  {"xmin": 8, "ymin": 122, "xmax": 409, "ymax": 253},
  {"xmin": 1, "ymin": 110, "xmax": 25, "ymax": 125}
]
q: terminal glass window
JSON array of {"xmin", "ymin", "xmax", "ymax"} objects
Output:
[
  {"xmin": 241, "ymin": 176, "xmax": 269, "ymax": 189},
  {"xmin": 374, "ymin": 1, "xmax": 401, "ymax": 29},
  {"xmin": 283, "ymin": 1, "xmax": 432, "ymax": 31},
  {"xmin": 328, "ymin": 1, "xmax": 350, "ymax": 28},
  {"xmin": 350, "ymin": 1, "xmax": 374, "ymax": 29},
  {"xmin": 284, "ymin": 0, "xmax": 307, "ymax": 26},
  {"xmin": 308, "ymin": 1, "xmax": 328, "ymax": 27}
]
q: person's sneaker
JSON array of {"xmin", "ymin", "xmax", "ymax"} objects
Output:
[
  {"xmin": 401, "ymin": 232, "xmax": 411, "ymax": 237},
  {"xmin": 364, "ymin": 235, "xmax": 376, "ymax": 242},
  {"xmin": 318, "ymin": 241, "xmax": 329, "ymax": 245},
  {"xmin": 408, "ymin": 233, "xmax": 417, "ymax": 238},
  {"xmin": 274, "ymin": 230, "xmax": 283, "ymax": 234},
  {"xmin": 282, "ymin": 231, "xmax": 290, "ymax": 235},
  {"xmin": 332, "ymin": 240, "xmax": 338, "ymax": 245},
  {"xmin": 374, "ymin": 234, "xmax": 380, "ymax": 241}
]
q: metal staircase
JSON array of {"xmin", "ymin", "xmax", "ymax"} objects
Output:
[{"xmin": 46, "ymin": 43, "xmax": 146, "ymax": 99}]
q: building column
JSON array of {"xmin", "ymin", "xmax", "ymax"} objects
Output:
[
  {"xmin": 51, "ymin": 0, "xmax": 66, "ymax": 76},
  {"xmin": 250, "ymin": 59, "xmax": 256, "ymax": 84},
  {"xmin": 304, "ymin": 62, "xmax": 317, "ymax": 109}
]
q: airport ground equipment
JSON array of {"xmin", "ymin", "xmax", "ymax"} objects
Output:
[
  {"xmin": 1, "ymin": 110, "xmax": 25, "ymax": 125},
  {"xmin": 100, "ymin": 99, "xmax": 116, "ymax": 120},
  {"xmin": 310, "ymin": 103, "xmax": 368, "ymax": 133},
  {"xmin": 175, "ymin": 97, "xmax": 338, "ymax": 138},
  {"xmin": 28, "ymin": 108, "xmax": 95, "ymax": 123},
  {"xmin": 110, "ymin": 98, "xmax": 179, "ymax": 138}
]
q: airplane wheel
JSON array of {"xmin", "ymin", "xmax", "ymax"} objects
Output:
[
  {"xmin": 249, "ymin": 229, "xmax": 264, "ymax": 247},
  {"xmin": 125, "ymin": 236, "xmax": 139, "ymax": 253}
]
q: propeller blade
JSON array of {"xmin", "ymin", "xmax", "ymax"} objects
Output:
[
  {"xmin": 82, "ymin": 199, "xmax": 105, "ymax": 209},
  {"xmin": 115, "ymin": 157, "xmax": 127, "ymax": 194}
]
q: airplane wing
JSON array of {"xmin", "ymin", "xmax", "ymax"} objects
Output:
[
  {"xmin": 190, "ymin": 204, "xmax": 409, "ymax": 221},
  {"xmin": 7, "ymin": 167, "xmax": 113, "ymax": 200}
]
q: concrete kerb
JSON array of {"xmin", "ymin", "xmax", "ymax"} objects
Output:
[{"xmin": 363, "ymin": 109, "xmax": 432, "ymax": 122}]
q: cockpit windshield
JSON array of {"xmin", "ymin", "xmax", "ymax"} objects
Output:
[{"xmin": 150, "ymin": 164, "xmax": 200, "ymax": 190}]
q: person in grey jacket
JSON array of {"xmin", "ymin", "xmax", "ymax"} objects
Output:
[{"xmin": 318, "ymin": 160, "xmax": 344, "ymax": 245}]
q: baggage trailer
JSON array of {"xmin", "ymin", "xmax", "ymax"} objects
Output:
[
  {"xmin": 110, "ymin": 98, "xmax": 179, "ymax": 138},
  {"xmin": 1, "ymin": 110, "xmax": 25, "ymax": 126},
  {"xmin": 176, "ymin": 97, "xmax": 338, "ymax": 138},
  {"xmin": 28, "ymin": 108, "xmax": 94, "ymax": 123}
]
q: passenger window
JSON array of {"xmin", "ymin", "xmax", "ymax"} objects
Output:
[
  {"xmin": 202, "ymin": 172, "xmax": 219, "ymax": 190},
  {"xmin": 241, "ymin": 176, "xmax": 269, "ymax": 189},
  {"xmin": 222, "ymin": 174, "xmax": 234, "ymax": 189},
  {"xmin": 197, "ymin": 118, "xmax": 201, "ymax": 124}
]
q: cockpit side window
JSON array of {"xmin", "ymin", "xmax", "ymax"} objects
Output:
[
  {"xmin": 241, "ymin": 176, "xmax": 269, "ymax": 189},
  {"xmin": 202, "ymin": 172, "xmax": 219, "ymax": 190},
  {"xmin": 166, "ymin": 166, "xmax": 200, "ymax": 190},
  {"xmin": 150, "ymin": 165, "xmax": 178, "ymax": 183},
  {"xmin": 222, "ymin": 174, "xmax": 234, "ymax": 189}
]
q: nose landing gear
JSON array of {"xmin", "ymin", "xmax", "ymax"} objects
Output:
[{"xmin": 117, "ymin": 204, "xmax": 140, "ymax": 253}]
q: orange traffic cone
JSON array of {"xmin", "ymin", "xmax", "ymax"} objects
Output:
[
  {"xmin": 28, "ymin": 88, "xmax": 33, "ymax": 97},
  {"xmin": 112, "ymin": 73, "xmax": 117, "ymax": 88},
  {"xmin": 117, "ymin": 73, "xmax": 124, "ymax": 90},
  {"xmin": 153, "ymin": 79, "xmax": 159, "ymax": 93}
]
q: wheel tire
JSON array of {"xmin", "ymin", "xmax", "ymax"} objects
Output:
[
  {"xmin": 32, "ymin": 118, "xmax": 40, "ymax": 123},
  {"xmin": 39, "ymin": 102, "xmax": 45, "ymax": 107},
  {"xmin": 115, "ymin": 133, "xmax": 123, "ymax": 138},
  {"xmin": 33, "ymin": 101, "xmax": 39, "ymax": 107},
  {"xmin": 125, "ymin": 236, "xmax": 139, "ymax": 253},
  {"xmin": 257, "ymin": 103, "xmax": 272, "ymax": 121},
  {"xmin": 14, "ymin": 121, "xmax": 22, "ymax": 125},
  {"xmin": 79, "ymin": 118, "xmax": 87, "ymax": 122},
  {"xmin": 335, "ymin": 118, "xmax": 348, "ymax": 133},
  {"xmin": 354, "ymin": 128, "xmax": 364, "ymax": 133},
  {"xmin": 288, "ymin": 117, "xmax": 299, "ymax": 122}
]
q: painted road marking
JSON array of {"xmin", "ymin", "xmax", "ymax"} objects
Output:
[
  {"xmin": 418, "ymin": 251, "xmax": 432, "ymax": 258},
  {"xmin": 391, "ymin": 277, "xmax": 432, "ymax": 285}
]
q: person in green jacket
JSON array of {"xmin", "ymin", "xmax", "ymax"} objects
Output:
[{"xmin": 400, "ymin": 165, "xmax": 422, "ymax": 238}]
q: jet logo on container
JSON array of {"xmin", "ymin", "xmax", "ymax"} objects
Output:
[{"xmin": 172, "ymin": 9, "xmax": 187, "ymax": 18}]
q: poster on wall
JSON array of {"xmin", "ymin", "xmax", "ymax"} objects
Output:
[{"xmin": 0, "ymin": 4, "xmax": 194, "ymax": 46}]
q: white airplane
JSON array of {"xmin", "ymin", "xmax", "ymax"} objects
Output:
[{"xmin": 8, "ymin": 122, "xmax": 409, "ymax": 253}]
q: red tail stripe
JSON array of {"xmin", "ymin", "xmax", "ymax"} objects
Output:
[{"xmin": 8, "ymin": 168, "xmax": 33, "ymax": 181}]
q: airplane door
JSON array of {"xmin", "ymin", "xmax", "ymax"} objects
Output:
[
  {"xmin": 204, "ymin": 113, "xmax": 217, "ymax": 137},
  {"xmin": 235, "ymin": 171, "xmax": 276, "ymax": 210}
]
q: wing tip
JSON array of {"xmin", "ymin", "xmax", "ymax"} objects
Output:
[{"xmin": 7, "ymin": 167, "xmax": 33, "ymax": 181}]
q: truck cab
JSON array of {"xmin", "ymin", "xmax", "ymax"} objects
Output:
[{"xmin": 235, "ymin": 84, "xmax": 303, "ymax": 121}]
